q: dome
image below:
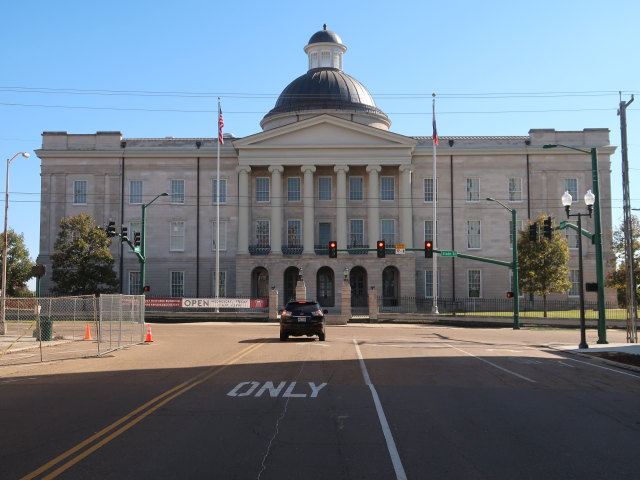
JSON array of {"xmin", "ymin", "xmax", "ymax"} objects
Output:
[
  {"xmin": 308, "ymin": 26, "xmax": 343, "ymax": 45},
  {"xmin": 264, "ymin": 68, "xmax": 387, "ymax": 119}
]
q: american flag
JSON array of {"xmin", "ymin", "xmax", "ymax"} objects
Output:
[
  {"xmin": 432, "ymin": 102, "xmax": 439, "ymax": 146},
  {"xmin": 218, "ymin": 102, "xmax": 224, "ymax": 145}
]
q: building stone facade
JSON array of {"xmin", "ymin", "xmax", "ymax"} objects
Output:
[{"xmin": 35, "ymin": 27, "xmax": 616, "ymax": 310}]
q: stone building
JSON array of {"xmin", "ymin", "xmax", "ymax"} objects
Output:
[{"xmin": 36, "ymin": 26, "xmax": 616, "ymax": 309}]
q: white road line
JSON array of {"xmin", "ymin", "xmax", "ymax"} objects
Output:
[
  {"xmin": 567, "ymin": 357, "xmax": 640, "ymax": 378},
  {"xmin": 445, "ymin": 343, "xmax": 537, "ymax": 383},
  {"xmin": 353, "ymin": 339, "xmax": 407, "ymax": 480}
]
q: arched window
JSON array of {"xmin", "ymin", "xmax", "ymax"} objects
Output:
[{"xmin": 252, "ymin": 267, "xmax": 269, "ymax": 299}]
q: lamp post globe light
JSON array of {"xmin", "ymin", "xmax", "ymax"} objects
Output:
[
  {"xmin": 139, "ymin": 192, "xmax": 168, "ymax": 295},
  {"xmin": 1, "ymin": 152, "xmax": 30, "ymax": 335},
  {"xmin": 486, "ymin": 197, "xmax": 519, "ymax": 329},
  {"xmin": 544, "ymin": 144, "xmax": 607, "ymax": 344},
  {"xmin": 562, "ymin": 190, "xmax": 595, "ymax": 349}
]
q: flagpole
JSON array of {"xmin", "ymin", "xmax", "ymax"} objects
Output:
[
  {"xmin": 216, "ymin": 98, "xmax": 222, "ymax": 309},
  {"xmin": 432, "ymin": 94, "xmax": 439, "ymax": 314}
]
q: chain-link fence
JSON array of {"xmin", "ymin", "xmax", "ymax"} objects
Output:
[{"xmin": 0, "ymin": 295, "xmax": 145, "ymax": 366}]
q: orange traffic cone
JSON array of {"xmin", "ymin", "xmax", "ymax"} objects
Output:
[
  {"xmin": 84, "ymin": 323, "xmax": 93, "ymax": 340},
  {"xmin": 144, "ymin": 324, "xmax": 154, "ymax": 343}
]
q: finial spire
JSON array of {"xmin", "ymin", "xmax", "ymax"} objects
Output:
[{"xmin": 323, "ymin": 24, "xmax": 327, "ymax": 30}]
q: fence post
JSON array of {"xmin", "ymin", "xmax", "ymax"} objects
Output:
[{"xmin": 368, "ymin": 287, "xmax": 378, "ymax": 323}]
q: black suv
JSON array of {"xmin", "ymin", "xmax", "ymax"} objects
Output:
[{"xmin": 279, "ymin": 300, "xmax": 328, "ymax": 341}]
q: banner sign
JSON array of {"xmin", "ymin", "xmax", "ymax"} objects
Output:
[{"xmin": 145, "ymin": 298, "xmax": 267, "ymax": 309}]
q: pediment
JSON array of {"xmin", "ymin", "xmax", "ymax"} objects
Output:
[{"xmin": 234, "ymin": 115, "xmax": 416, "ymax": 150}]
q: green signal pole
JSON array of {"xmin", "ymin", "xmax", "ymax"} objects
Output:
[
  {"xmin": 139, "ymin": 193, "xmax": 168, "ymax": 295},
  {"xmin": 544, "ymin": 145, "xmax": 607, "ymax": 343}
]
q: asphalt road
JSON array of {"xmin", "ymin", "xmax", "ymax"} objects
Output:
[{"xmin": 1, "ymin": 323, "xmax": 639, "ymax": 480}]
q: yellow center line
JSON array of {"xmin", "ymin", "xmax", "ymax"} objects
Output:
[{"xmin": 21, "ymin": 341, "xmax": 265, "ymax": 480}]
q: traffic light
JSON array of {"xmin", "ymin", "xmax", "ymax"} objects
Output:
[
  {"xmin": 328, "ymin": 241, "xmax": 337, "ymax": 258},
  {"xmin": 106, "ymin": 221, "xmax": 116, "ymax": 237},
  {"xmin": 543, "ymin": 216, "xmax": 553, "ymax": 239},
  {"xmin": 506, "ymin": 291, "xmax": 514, "ymax": 298},
  {"xmin": 133, "ymin": 231, "xmax": 141, "ymax": 247},
  {"xmin": 528, "ymin": 223, "xmax": 539, "ymax": 242},
  {"xmin": 143, "ymin": 285, "xmax": 150, "ymax": 292},
  {"xmin": 425, "ymin": 240, "xmax": 433, "ymax": 258},
  {"xmin": 121, "ymin": 225, "xmax": 128, "ymax": 239},
  {"xmin": 376, "ymin": 240, "xmax": 386, "ymax": 258}
]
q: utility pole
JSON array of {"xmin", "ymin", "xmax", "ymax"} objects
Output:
[{"xmin": 619, "ymin": 93, "xmax": 637, "ymax": 343}]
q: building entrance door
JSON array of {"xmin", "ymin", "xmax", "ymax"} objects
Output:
[{"xmin": 349, "ymin": 266, "xmax": 368, "ymax": 308}]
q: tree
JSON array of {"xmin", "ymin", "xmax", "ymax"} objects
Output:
[
  {"xmin": 51, "ymin": 214, "xmax": 118, "ymax": 295},
  {"xmin": 0, "ymin": 229, "xmax": 34, "ymax": 296},
  {"xmin": 518, "ymin": 215, "xmax": 571, "ymax": 316},
  {"xmin": 605, "ymin": 215, "xmax": 640, "ymax": 306}
]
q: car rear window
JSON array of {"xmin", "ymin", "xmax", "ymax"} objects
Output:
[{"xmin": 285, "ymin": 302, "xmax": 320, "ymax": 314}]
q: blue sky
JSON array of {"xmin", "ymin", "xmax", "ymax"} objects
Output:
[{"xmin": 2, "ymin": 0, "xmax": 638, "ymax": 282}]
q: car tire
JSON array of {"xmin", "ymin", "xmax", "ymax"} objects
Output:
[
  {"xmin": 318, "ymin": 330, "xmax": 326, "ymax": 341},
  {"xmin": 280, "ymin": 332, "xmax": 288, "ymax": 341}
]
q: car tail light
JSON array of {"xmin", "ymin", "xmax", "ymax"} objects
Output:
[
  {"xmin": 312, "ymin": 310, "xmax": 323, "ymax": 316},
  {"xmin": 281, "ymin": 310, "xmax": 291, "ymax": 316}
]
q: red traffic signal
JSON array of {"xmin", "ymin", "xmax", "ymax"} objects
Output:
[
  {"xmin": 425, "ymin": 241, "xmax": 433, "ymax": 258},
  {"xmin": 328, "ymin": 241, "xmax": 337, "ymax": 258},
  {"xmin": 377, "ymin": 240, "xmax": 386, "ymax": 258},
  {"xmin": 143, "ymin": 285, "xmax": 150, "ymax": 292},
  {"xmin": 506, "ymin": 291, "xmax": 514, "ymax": 298}
]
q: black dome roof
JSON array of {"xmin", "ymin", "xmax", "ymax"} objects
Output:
[
  {"xmin": 308, "ymin": 28, "xmax": 342, "ymax": 45},
  {"xmin": 264, "ymin": 68, "xmax": 388, "ymax": 119}
]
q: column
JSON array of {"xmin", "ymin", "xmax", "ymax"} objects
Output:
[
  {"xmin": 366, "ymin": 165, "xmax": 381, "ymax": 247},
  {"xmin": 237, "ymin": 166, "xmax": 251, "ymax": 254},
  {"xmin": 399, "ymin": 165, "xmax": 414, "ymax": 247},
  {"xmin": 269, "ymin": 165, "xmax": 283, "ymax": 254},
  {"xmin": 334, "ymin": 165, "xmax": 349, "ymax": 249},
  {"xmin": 301, "ymin": 165, "xmax": 316, "ymax": 254}
]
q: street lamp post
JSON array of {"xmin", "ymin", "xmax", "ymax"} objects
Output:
[
  {"xmin": 139, "ymin": 193, "xmax": 168, "ymax": 295},
  {"xmin": 487, "ymin": 197, "xmax": 519, "ymax": 329},
  {"xmin": 544, "ymin": 144, "xmax": 607, "ymax": 344},
  {"xmin": 562, "ymin": 190, "xmax": 595, "ymax": 349},
  {"xmin": 1, "ymin": 152, "xmax": 30, "ymax": 335}
]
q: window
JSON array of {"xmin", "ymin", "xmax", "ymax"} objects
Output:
[
  {"xmin": 568, "ymin": 269, "xmax": 580, "ymax": 296},
  {"xmin": 287, "ymin": 220, "xmax": 302, "ymax": 247},
  {"xmin": 349, "ymin": 177, "xmax": 363, "ymax": 201},
  {"xmin": 319, "ymin": 223, "xmax": 331, "ymax": 246},
  {"xmin": 287, "ymin": 177, "xmax": 301, "ymax": 202},
  {"xmin": 73, "ymin": 180, "xmax": 87, "ymax": 205},
  {"xmin": 349, "ymin": 219, "xmax": 364, "ymax": 247},
  {"xmin": 256, "ymin": 177, "xmax": 270, "ymax": 202},
  {"xmin": 170, "ymin": 221, "xmax": 185, "ymax": 251},
  {"xmin": 564, "ymin": 178, "xmax": 578, "ymax": 202},
  {"xmin": 170, "ymin": 271, "xmax": 184, "ymax": 298},
  {"xmin": 213, "ymin": 271, "xmax": 226, "ymax": 297},
  {"xmin": 424, "ymin": 220, "xmax": 439, "ymax": 247},
  {"xmin": 423, "ymin": 178, "xmax": 438, "ymax": 202},
  {"xmin": 566, "ymin": 229, "xmax": 578, "ymax": 249},
  {"xmin": 466, "ymin": 178, "xmax": 479, "ymax": 202},
  {"xmin": 129, "ymin": 271, "xmax": 141, "ymax": 295},
  {"xmin": 380, "ymin": 219, "xmax": 396, "ymax": 246},
  {"xmin": 129, "ymin": 180, "xmax": 143, "ymax": 204},
  {"xmin": 171, "ymin": 179, "xmax": 185, "ymax": 204},
  {"xmin": 256, "ymin": 220, "xmax": 270, "ymax": 247},
  {"xmin": 212, "ymin": 221, "xmax": 227, "ymax": 250},
  {"xmin": 468, "ymin": 269, "xmax": 482, "ymax": 298},
  {"xmin": 318, "ymin": 177, "xmax": 332, "ymax": 201},
  {"xmin": 467, "ymin": 220, "xmax": 481, "ymax": 249},
  {"xmin": 212, "ymin": 179, "xmax": 227, "ymax": 204},
  {"xmin": 425, "ymin": 270, "xmax": 441, "ymax": 298},
  {"xmin": 380, "ymin": 177, "xmax": 395, "ymax": 201},
  {"xmin": 509, "ymin": 178, "xmax": 522, "ymax": 202},
  {"xmin": 509, "ymin": 220, "xmax": 524, "ymax": 248}
]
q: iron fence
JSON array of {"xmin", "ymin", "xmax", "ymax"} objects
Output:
[
  {"xmin": 378, "ymin": 296, "xmax": 625, "ymax": 319},
  {"xmin": 0, "ymin": 294, "xmax": 145, "ymax": 366}
]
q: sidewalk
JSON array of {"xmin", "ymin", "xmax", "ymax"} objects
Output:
[{"xmin": 548, "ymin": 342, "xmax": 640, "ymax": 369}]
